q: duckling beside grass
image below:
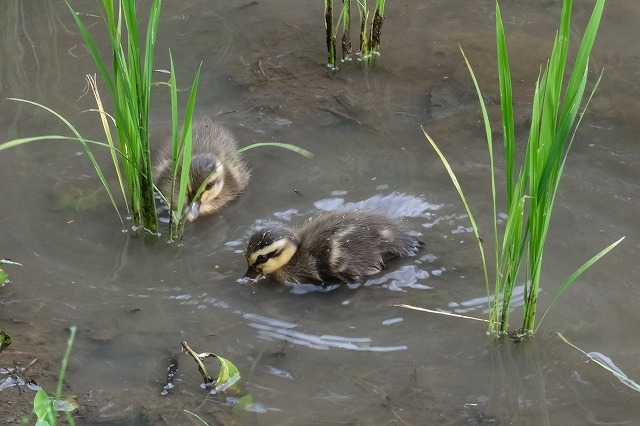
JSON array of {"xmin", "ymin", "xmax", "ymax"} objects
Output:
[
  {"xmin": 244, "ymin": 211, "xmax": 422, "ymax": 285},
  {"xmin": 154, "ymin": 117, "xmax": 250, "ymax": 221}
]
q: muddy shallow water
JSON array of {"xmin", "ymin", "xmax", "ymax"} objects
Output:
[{"xmin": 1, "ymin": 0, "xmax": 640, "ymax": 424}]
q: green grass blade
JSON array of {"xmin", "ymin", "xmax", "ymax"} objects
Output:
[
  {"xmin": 183, "ymin": 410, "xmax": 210, "ymax": 425},
  {"xmin": 176, "ymin": 63, "xmax": 202, "ymax": 223},
  {"xmin": 0, "ymin": 135, "xmax": 124, "ymax": 152},
  {"xmin": 166, "ymin": 51, "xmax": 180, "ymax": 235},
  {"xmin": 421, "ymin": 126, "xmax": 490, "ymax": 310},
  {"xmin": 536, "ymin": 236, "xmax": 625, "ymax": 332},
  {"xmin": 66, "ymin": 2, "xmax": 115, "ymax": 97},
  {"xmin": 560, "ymin": 0, "xmax": 605, "ymax": 124},
  {"xmin": 235, "ymin": 142, "xmax": 314, "ymax": 158},
  {"xmin": 459, "ymin": 46, "xmax": 499, "ymax": 318},
  {"xmin": 56, "ymin": 326, "xmax": 77, "ymax": 425},
  {"xmin": 86, "ymin": 74, "xmax": 131, "ymax": 215},
  {"xmin": 495, "ymin": 3, "xmax": 515, "ymax": 203}
]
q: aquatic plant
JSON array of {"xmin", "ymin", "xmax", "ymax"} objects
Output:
[
  {"xmin": 423, "ymin": 0, "xmax": 623, "ymax": 336},
  {"xmin": 151, "ymin": 51, "xmax": 201, "ymax": 242},
  {"xmin": 324, "ymin": 0, "xmax": 386, "ymax": 69},
  {"xmin": 1, "ymin": 1, "xmax": 312, "ymax": 242},
  {"xmin": 30, "ymin": 326, "xmax": 77, "ymax": 425},
  {"xmin": 181, "ymin": 341, "xmax": 241, "ymax": 394},
  {"xmin": 67, "ymin": 0, "xmax": 164, "ymax": 234}
]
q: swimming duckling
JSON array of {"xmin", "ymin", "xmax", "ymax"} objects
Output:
[
  {"xmin": 244, "ymin": 211, "xmax": 421, "ymax": 285},
  {"xmin": 154, "ymin": 117, "xmax": 250, "ymax": 221}
]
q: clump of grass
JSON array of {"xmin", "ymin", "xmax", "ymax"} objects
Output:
[
  {"xmin": 324, "ymin": 0, "xmax": 387, "ymax": 69},
  {"xmin": 67, "ymin": 0, "xmax": 163, "ymax": 235},
  {"xmin": 325, "ymin": 0, "xmax": 337, "ymax": 69},
  {"xmin": 2, "ymin": 1, "xmax": 313, "ymax": 243},
  {"xmin": 423, "ymin": 0, "xmax": 623, "ymax": 336}
]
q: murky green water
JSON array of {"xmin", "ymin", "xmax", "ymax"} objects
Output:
[{"xmin": 1, "ymin": 0, "xmax": 640, "ymax": 424}]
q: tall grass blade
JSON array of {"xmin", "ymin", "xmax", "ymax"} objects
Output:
[
  {"xmin": 495, "ymin": 4, "xmax": 515, "ymax": 203},
  {"xmin": 235, "ymin": 142, "xmax": 314, "ymax": 157},
  {"xmin": 175, "ymin": 64, "xmax": 202, "ymax": 226},
  {"xmin": 86, "ymin": 74, "xmax": 131, "ymax": 216},
  {"xmin": 536, "ymin": 237, "xmax": 624, "ymax": 332},
  {"xmin": 458, "ymin": 46, "xmax": 500, "ymax": 327},
  {"xmin": 66, "ymin": 2, "xmax": 115, "ymax": 97},
  {"xmin": 421, "ymin": 126, "xmax": 490, "ymax": 310}
]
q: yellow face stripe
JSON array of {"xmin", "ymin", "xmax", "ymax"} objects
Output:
[
  {"xmin": 247, "ymin": 238, "xmax": 297, "ymax": 275},
  {"xmin": 248, "ymin": 238, "xmax": 289, "ymax": 265},
  {"xmin": 260, "ymin": 243, "xmax": 297, "ymax": 274}
]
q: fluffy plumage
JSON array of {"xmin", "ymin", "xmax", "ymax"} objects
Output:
[
  {"xmin": 153, "ymin": 117, "xmax": 250, "ymax": 221},
  {"xmin": 244, "ymin": 211, "xmax": 421, "ymax": 285}
]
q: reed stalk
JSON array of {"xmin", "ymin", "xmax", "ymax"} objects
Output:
[
  {"xmin": 357, "ymin": 0, "xmax": 369, "ymax": 58},
  {"xmin": 325, "ymin": 0, "xmax": 337, "ymax": 68},
  {"xmin": 369, "ymin": 0, "xmax": 385, "ymax": 55},
  {"xmin": 341, "ymin": 0, "xmax": 352, "ymax": 60}
]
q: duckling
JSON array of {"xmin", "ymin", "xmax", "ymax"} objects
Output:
[
  {"xmin": 244, "ymin": 211, "xmax": 422, "ymax": 285},
  {"xmin": 154, "ymin": 117, "xmax": 250, "ymax": 221}
]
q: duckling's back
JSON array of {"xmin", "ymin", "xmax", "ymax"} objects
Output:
[
  {"xmin": 190, "ymin": 117, "xmax": 237, "ymax": 158},
  {"xmin": 296, "ymin": 211, "xmax": 421, "ymax": 283}
]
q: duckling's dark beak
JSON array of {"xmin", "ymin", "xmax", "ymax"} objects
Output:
[
  {"xmin": 243, "ymin": 266, "xmax": 264, "ymax": 284},
  {"xmin": 186, "ymin": 201, "xmax": 200, "ymax": 222}
]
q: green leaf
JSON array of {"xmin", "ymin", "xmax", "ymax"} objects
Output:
[
  {"xmin": 0, "ymin": 268, "xmax": 7, "ymax": 286},
  {"xmin": 183, "ymin": 409, "xmax": 210, "ymax": 425},
  {"xmin": 33, "ymin": 388, "xmax": 55, "ymax": 423},
  {"xmin": 214, "ymin": 355, "xmax": 241, "ymax": 393},
  {"xmin": 535, "ymin": 237, "xmax": 625, "ymax": 332},
  {"xmin": 421, "ymin": 126, "xmax": 490, "ymax": 315}
]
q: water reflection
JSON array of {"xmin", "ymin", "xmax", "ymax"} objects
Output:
[{"xmin": 244, "ymin": 312, "xmax": 407, "ymax": 352}]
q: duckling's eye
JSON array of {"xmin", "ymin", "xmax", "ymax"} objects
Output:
[
  {"xmin": 255, "ymin": 249, "xmax": 279, "ymax": 265},
  {"xmin": 205, "ymin": 180, "xmax": 216, "ymax": 191}
]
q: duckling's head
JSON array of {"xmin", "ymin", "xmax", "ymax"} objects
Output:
[
  {"xmin": 244, "ymin": 226, "xmax": 299, "ymax": 282},
  {"xmin": 186, "ymin": 154, "xmax": 225, "ymax": 222}
]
